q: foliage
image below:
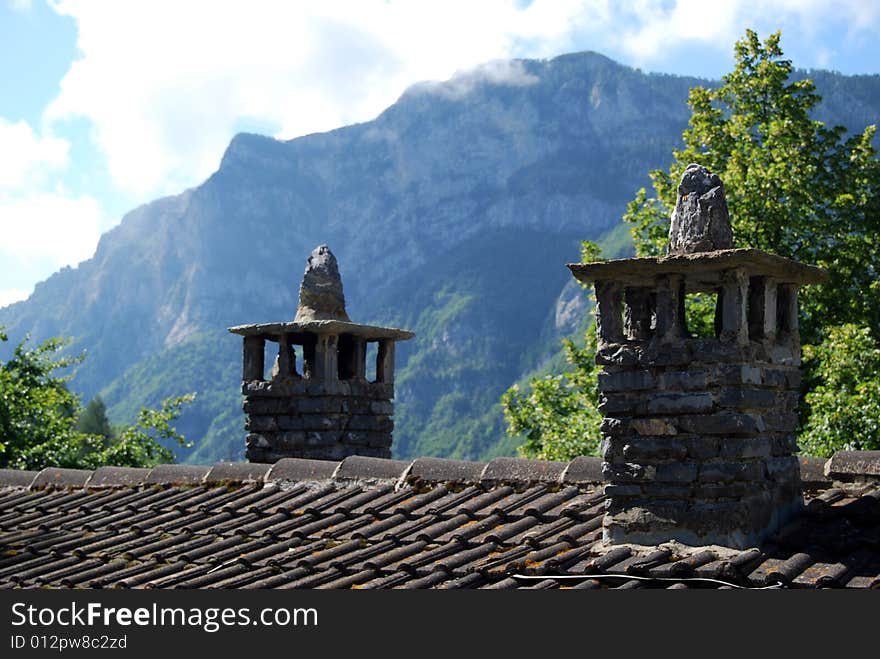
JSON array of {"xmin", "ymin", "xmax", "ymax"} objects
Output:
[
  {"xmin": 799, "ymin": 324, "xmax": 880, "ymax": 457},
  {"xmin": 624, "ymin": 29, "xmax": 880, "ymax": 343},
  {"xmin": 76, "ymin": 395, "xmax": 113, "ymax": 438},
  {"xmin": 502, "ymin": 326, "xmax": 602, "ymax": 461},
  {"xmin": 100, "ymin": 329, "xmax": 240, "ymax": 464},
  {"xmin": 506, "ymin": 30, "xmax": 880, "ymax": 460},
  {"xmin": 0, "ymin": 328, "xmax": 195, "ymax": 470},
  {"xmin": 96, "ymin": 394, "xmax": 195, "ymax": 468}
]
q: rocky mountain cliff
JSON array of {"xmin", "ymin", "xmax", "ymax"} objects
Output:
[{"xmin": 2, "ymin": 52, "xmax": 878, "ymax": 463}]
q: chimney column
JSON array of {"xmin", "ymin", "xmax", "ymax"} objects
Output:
[{"xmin": 570, "ymin": 165, "xmax": 826, "ymax": 549}]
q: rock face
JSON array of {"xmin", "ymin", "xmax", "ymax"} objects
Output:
[
  {"xmin": 667, "ymin": 164, "xmax": 733, "ymax": 254},
  {"xmin": 294, "ymin": 245, "xmax": 350, "ymax": 323}
]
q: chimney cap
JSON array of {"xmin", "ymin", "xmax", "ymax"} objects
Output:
[
  {"xmin": 228, "ymin": 319, "xmax": 413, "ymax": 341},
  {"xmin": 567, "ymin": 247, "xmax": 827, "ymax": 288},
  {"xmin": 229, "ymin": 244, "xmax": 414, "ymax": 342},
  {"xmin": 294, "ymin": 244, "xmax": 350, "ymax": 323}
]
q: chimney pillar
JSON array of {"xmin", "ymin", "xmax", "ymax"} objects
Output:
[
  {"xmin": 229, "ymin": 245, "xmax": 414, "ymax": 463},
  {"xmin": 569, "ymin": 165, "xmax": 827, "ymax": 548}
]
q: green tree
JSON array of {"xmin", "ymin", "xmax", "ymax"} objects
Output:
[
  {"xmin": 504, "ymin": 29, "xmax": 880, "ymax": 460},
  {"xmin": 625, "ymin": 29, "xmax": 879, "ymax": 343},
  {"xmin": 76, "ymin": 395, "xmax": 113, "ymax": 438},
  {"xmin": 0, "ymin": 328, "xmax": 195, "ymax": 470},
  {"xmin": 502, "ymin": 326, "xmax": 602, "ymax": 461},
  {"xmin": 799, "ymin": 324, "xmax": 880, "ymax": 457}
]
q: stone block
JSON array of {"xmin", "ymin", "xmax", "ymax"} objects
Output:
[
  {"xmin": 717, "ymin": 387, "xmax": 777, "ymax": 410},
  {"xmin": 340, "ymin": 398, "xmax": 373, "ymax": 414},
  {"xmin": 641, "ymin": 343, "xmax": 690, "ymax": 367},
  {"xmin": 339, "ymin": 431, "xmax": 392, "ymax": 449},
  {"xmin": 243, "ymin": 398, "xmax": 285, "ymax": 415},
  {"xmin": 274, "ymin": 430, "xmax": 341, "ymax": 447},
  {"xmin": 824, "ymin": 450, "xmax": 880, "ymax": 480},
  {"xmin": 630, "ymin": 418, "xmax": 678, "ymax": 436},
  {"xmin": 600, "ymin": 417, "xmax": 627, "ymax": 436},
  {"xmin": 647, "ymin": 393, "xmax": 714, "ymax": 415},
  {"xmin": 689, "ymin": 339, "xmax": 748, "ymax": 363},
  {"xmin": 275, "ymin": 415, "xmax": 304, "ymax": 431},
  {"xmin": 297, "ymin": 397, "xmax": 343, "ymax": 414},
  {"xmin": 622, "ymin": 438, "xmax": 688, "ymax": 462},
  {"xmin": 654, "ymin": 462, "xmax": 698, "ymax": 483},
  {"xmin": 719, "ymin": 437, "xmax": 772, "ymax": 460},
  {"xmin": 347, "ymin": 415, "xmax": 394, "ymax": 433},
  {"xmin": 303, "ymin": 415, "xmax": 347, "ymax": 431},
  {"xmin": 683, "ymin": 436, "xmax": 720, "ymax": 460},
  {"xmin": 758, "ymin": 367, "xmax": 788, "ymax": 388},
  {"xmin": 245, "ymin": 415, "xmax": 278, "ymax": 432},
  {"xmin": 595, "ymin": 344, "xmax": 641, "ymax": 367},
  {"xmin": 603, "ymin": 484, "xmax": 643, "ymax": 497},
  {"xmin": 604, "ymin": 499, "xmax": 688, "ymax": 529},
  {"xmin": 601, "ymin": 437, "xmax": 624, "ymax": 461},
  {"xmin": 369, "ymin": 400, "xmax": 394, "ymax": 415},
  {"xmin": 598, "ymin": 370, "xmax": 655, "ymax": 392},
  {"xmin": 658, "ymin": 370, "xmax": 710, "ymax": 391},
  {"xmin": 603, "ymin": 462, "xmax": 656, "ymax": 483},
  {"xmin": 245, "ymin": 433, "xmax": 271, "ymax": 449},
  {"xmin": 717, "ymin": 364, "xmax": 762, "ymax": 386},
  {"xmin": 598, "ymin": 393, "xmax": 646, "ymax": 415},
  {"xmin": 640, "ymin": 483, "xmax": 693, "ymax": 498},
  {"xmin": 692, "ymin": 482, "xmax": 756, "ymax": 500},
  {"xmin": 698, "ymin": 461, "xmax": 765, "ymax": 483},
  {"xmin": 677, "ymin": 412, "xmax": 762, "ymax": 435},
  {"xmin": 761, "ymin": 412, "xmax": 799, "ymax": 432}
]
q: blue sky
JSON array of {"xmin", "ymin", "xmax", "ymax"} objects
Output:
[{"xmin": 1, "ymin": 0, "xmax": 878, "ymax": 308}]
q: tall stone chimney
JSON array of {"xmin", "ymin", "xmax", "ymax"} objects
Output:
[
  {"xmin": 229, "ymin": 245, "xmax": 414, "ymax": 463},
  {"xmin": 568, "ymin": 165, "xmax": 827, "ymax": 549}
]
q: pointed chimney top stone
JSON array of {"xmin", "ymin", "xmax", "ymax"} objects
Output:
[
  {"xmin": 294, "ymin": 244, "xmax": 351, "ymax": 323},
  {"xmin": 667, "ymin": 163, "xmax": 734, "ymax": 255}
]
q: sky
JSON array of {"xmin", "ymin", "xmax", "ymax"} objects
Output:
[{"xmin": 1, "ymin": 0, "xmax": 879, "ymax": 308}]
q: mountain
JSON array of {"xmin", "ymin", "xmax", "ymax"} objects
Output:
[{"xmin": 2, "ymin": 52, "xmax": 879, "ymax": 463}]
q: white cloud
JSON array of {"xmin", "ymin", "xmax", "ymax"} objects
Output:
[
  {"xmin": 0, "ymin": 288, "xmax": 31, "ymax": 308},
  {"xmin": 43, "ymin": 0, "xmax": 880, "ymax": 204},
  {"xmin": 0, "ymin": 191, "xmax": 102, "ymax": 269},
  {"xmin": 0, "ymin": 118, "xmax": 69, "ymax": 189},
  {"xmin": 408, "ymin": 60, "xmax": 539, "ymax": 100},
  {"xmin": 611, "ymin": 0, "xmax": 880, "ymax": 68},
  {"xmin": 0, "ymin": 117, "xmax": 101, "ymax": 287},
  {"xmin": 45, "ymin": 0, "xmax": 593, "ymax": 197}
]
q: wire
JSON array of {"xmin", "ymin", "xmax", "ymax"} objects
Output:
[{"xmin": 512, "ymin": 573, "xmax": 786, "ymax": 589}]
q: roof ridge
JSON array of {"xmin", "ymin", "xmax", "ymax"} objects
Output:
[
  {"xmin": 0, "ymin": 455, "xmax": 608, "ymax": 490},
  {"xmin": 3, "ymin": 452, "xmax": 869, "ymax": 491}
]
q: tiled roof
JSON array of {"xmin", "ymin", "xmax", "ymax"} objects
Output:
[{"xmin": 0, "ymin": 453, "xmax": 878, "ymax": 589}]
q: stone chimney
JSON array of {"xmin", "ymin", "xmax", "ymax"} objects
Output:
[
  {"xmin": 568, "ymin": 165, "xmax": 827, "ymax": 549},
  {"xmin": 229, "ymin": 245, "xmax": 414, "ymax": 463}
]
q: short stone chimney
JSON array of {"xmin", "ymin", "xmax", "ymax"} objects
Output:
[
  {"xmin": 229, "ymin": 245, "xmax": 414, "ymax": 463},
  {"xmin": 568, "ymin": 165, "xmax": 827, "ymax": 549}
]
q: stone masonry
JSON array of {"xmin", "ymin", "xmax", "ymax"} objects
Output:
[
  {"xmin": 568, "ymin": 166, "xmax": 826, "ymax": 549},
  {"xmin": 229, "ymin": 245, "xmax": 414, "ymax": 462}
]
